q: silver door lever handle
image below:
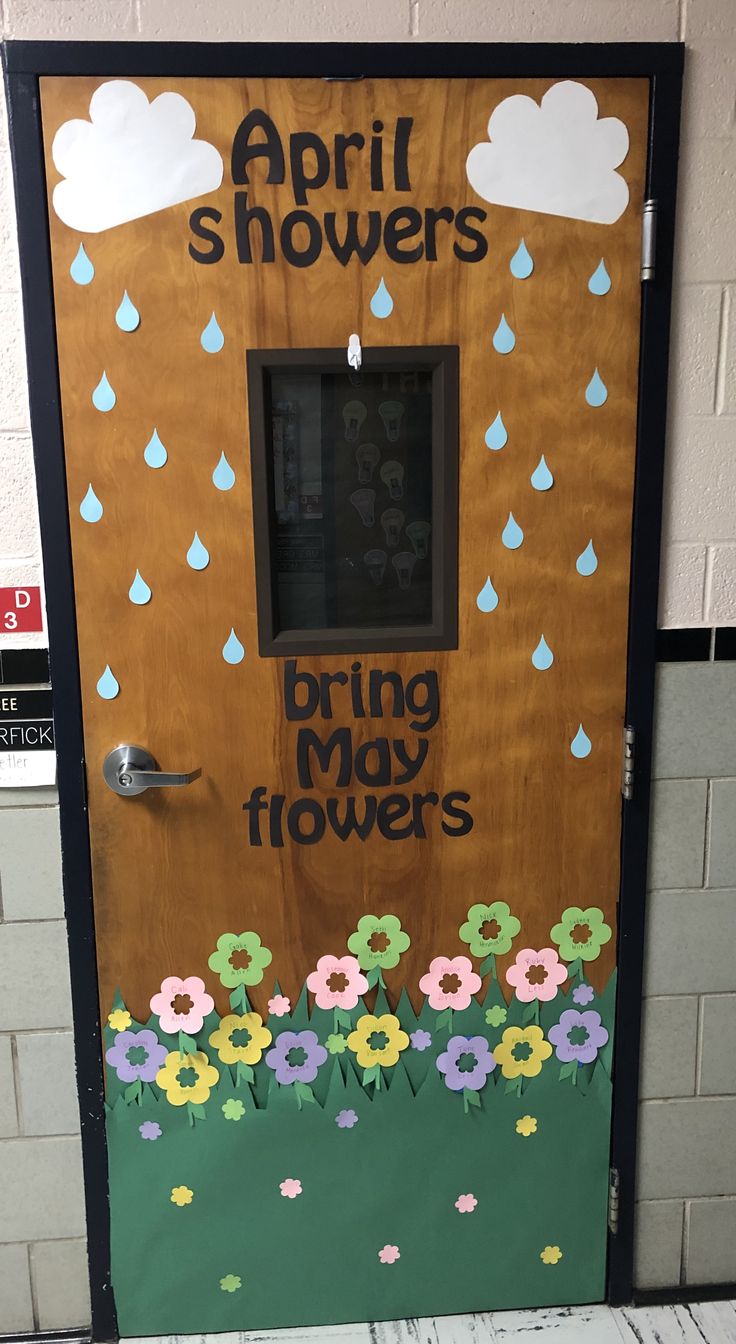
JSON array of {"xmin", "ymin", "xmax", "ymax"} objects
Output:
[{"xmin": 103, "ymin": 744, "xmax": 202, "ymax": 797}]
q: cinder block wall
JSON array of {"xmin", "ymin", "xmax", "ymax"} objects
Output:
[{"xmin": 1, "ymin": 0, "xmax": 736, "ymax": 1329}]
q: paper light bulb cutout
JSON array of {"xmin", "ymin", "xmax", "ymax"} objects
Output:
[
  {"xmin": 378, "ymin": 400, "xmax": 405, "ymax": 443},
  {"xmin": 356, "ymin": 443, "xmax": 381, "ymax": 483},
  {"xmin": 392, "ymin": 551, "xmax": 417, "ymax": 590},
  {"xmin": 364, "ymin": 548, "xmax": 388, "ymax": 585},
  {"xmin": 406, "ymin": 520, "xmax": 431, "ymax": 559},
  {"xmin": 380, "ymin": 507, "xmax": 405, "ymax": 548},
  {"xmin": 343, "ymin": 400, "xmax": 368, "ymax": 442},
  {"xmin": 350, "ymin": 488, "xmax": 376, "ymax": 526},
  {"xmin": 380, "ymin": 459, "xmax": 405, "ymax": 500}
]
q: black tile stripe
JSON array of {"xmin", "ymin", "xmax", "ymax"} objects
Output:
[
  {"xmin": 656, "ymin": 628, "xmax": 712, "ymax": 662},
  {"xmin": 714, "ymin": 627, "xmax": 736, "ymax": 661},
  {"xmin": 0, "ymin": 647, "xmax": 50, "ymax": 684}
]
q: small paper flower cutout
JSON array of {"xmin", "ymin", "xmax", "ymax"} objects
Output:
[
  {"xmin": 280, "ymin": 1178, "xmax": 302, "ymax": 1199},
  {"xmin": 379, "ymin": 1244, "xmax": 400, "ymax": 1264},
  {"xmin": 455, "ymin": 1193, "xmax": 478, "ymax": 1213},
  {"xmin": 138, "ymin": 1121, "xmax": 161, "ymax": 1141},
  {"xmin": 540, "ymin": 1245, "xmax": 563, "ymax": 1264},
  {"xmin": 220, "ymin": 1274, "xmax": 242, "ymax": 1292},
  {"xmin": 573, "ymin": 983, "xmax": 595, "ymax": 1005},
  {"xmin": 410, "ymin": 1029, "xmax": 432, "ymax": 1051},
  {"xmin": 516, "ymin": 1115, "xmax": 538, "ymax": 1137},
  {"xmin": 108, "ymin": 1008, "xmax": 132, "ymax": 1031},
  {"xmin": 170, "ymin": 1186, "xmax": 193, "ymax": 1206},
  {"xmin": 222, "ymin": 1098, "xmax": 246, "ymax": 1121},
  {"xmin": 335, "ymin": 1108, "xmax": 359, "ymax": 1129},
  {"xmin": 485, "ymin": 1005, "xmax": 507, "ymax": 1028},
  {"xmin": 268, "ymin": 994, "xmax": 291, "ymax": 1017},
  {"xmin": 326, "ymin": 1033, "xmax": 348, "ymax": 1055}
]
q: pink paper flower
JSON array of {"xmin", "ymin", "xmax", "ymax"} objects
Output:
[
  {"xmin": 378, "ymin": 1245, "xmax": 400, "ymax": 1264},
  {"xmin": 306, "ymin": 955, "xmax": 369, "ymax": 1011},
  {"xmin": 455, "ymin": 1193, "xmax": 478, "ymax": 1214},
  {"xmin": 505, "ymin": 948, "xmax": 568, "ymax": 1003},
  {"xmin": 268, "ymin": 994, "xmax": 291, "ymax": 1017},
  {"xmin": 150, "ymin": 976, "xmax": 215, "ymax": 1035},
  {"xmin": 419, "ymin": 956, "xmax": 481, "ymax": 1011},
  {"xmin": 279, "ymin": 1178, "xmax": 302, "ymax": 1199}
]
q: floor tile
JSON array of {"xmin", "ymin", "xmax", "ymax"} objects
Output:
[
  {"xmin": 492, "ymin": 1304, "xmax": 621, "ymax": 1342},
  {"xmin": 372, "ymin": 1316, "xmax": 498, "ymax": 1342},
  {"xmin": 615, "ymin": 1301, "xmax": 736, "ymax": 1343}
]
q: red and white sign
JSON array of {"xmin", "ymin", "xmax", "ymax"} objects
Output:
[{"xmin": 0, "ymin": 587, "xmax": 43, "ymax": 634}]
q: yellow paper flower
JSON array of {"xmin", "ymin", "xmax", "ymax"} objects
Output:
[
  {"xmin": 156, "ymin": 1051, "xmax": 219, "ymax": 1106},
  {"xmin": 494, "ymin": 1026, "xmax": 552, "ymax": 1079},
  {"xmin": 540, "ymin": 1245, "xmax": 563, "ymax": 1265},
  {"xmin": 347, "ymin": 1013, "xmax": 409, "ymax": 1069},
  {"xmin": 516, "ymin": 1114, "xmax": 538, "ymax": 1137},
  {"xmin": 170, "ymin": 1186, "xmax": 193, "ymax": 1206},
  {"xmin": 208, "ymin": 1012, "xmax": 272, "ymax": 1065},
  {"xmin": 108, "ymin": 1008, "xmax": 132, "ymax": 1032}
]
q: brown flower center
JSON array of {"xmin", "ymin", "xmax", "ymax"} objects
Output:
[
  {"xmin": 368, "ymin": 931, "xmax": 389, "ymax": 954},
  {"xmin": 229, "ymin": 948, "xmax": 252, "ymax": 971},
  {"xmin": 525, "ymin": 964, "xmax": 548, "ymax": 986},
  {"xmin": 571, "ymin": 923, "xmax": 592, "ymax": 945},
  {"xmin": 439, "ymin": 972, "xmax": 462, "ymax": 995},
  {"xmin": 171, "ymin": 993, "xmax": 194, "ymax": 1015},
  {"xmin": 480, "ymin": 918, "xmax": 502, "ymax": 941},
  {"xmin": 327, "ymin": 971, "xmax": 349, "ymax": 993}
]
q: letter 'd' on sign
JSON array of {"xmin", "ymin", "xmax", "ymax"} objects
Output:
[{"xmin": 0, "ymin": 587, "xmax": 43, "ymax": 633}]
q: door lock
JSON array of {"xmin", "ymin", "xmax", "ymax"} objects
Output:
[{"xmin": 103, "ymin": 744, "xmax": 202, "ymax": 797}]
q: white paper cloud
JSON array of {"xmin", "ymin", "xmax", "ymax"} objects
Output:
[
  {"xmin": 51, "ymin": 80, "xmax": 224, "ymax": 233},
  {"xmin": 466, "ymin": 80, "xmax": 630, "ymax": 225}
]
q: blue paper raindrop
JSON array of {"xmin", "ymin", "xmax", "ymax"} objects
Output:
[
  {"xmin": 96, "ymin": 665, "xmax": 119, "ymax": 700},
  {"xmin": 485, "ymin": 413, "xmax": 508, "ymax": 451},
  {"xmin": 79, "ymin": 484, "xmax": 103, "ymax": 523},
  {"xmin": 588, "ymin": 259, "xmax": 611, "ymax": 296},
  {"xmin": 70, "ymin": 243, "xmax": 94, "ymax": 286},
  {"xmin": 493, "ymin": 314, "xmax": 516, "ymax": 355},
  {"xmin": 576, "ymin": 540, "xmax": 598, "ymax": 577},
  {"xmin": 212, "ymin": 452, "xmax": 236, "ymax": 491},
  {"xmin": 187, "ymin": 532, "xmax": 210, "ymax": 570},
  {"xmin": 476, "ymin": 577, "xmax": 499, "ymax": 613},
  {"xmin": 530, "ymin": 455, "xmax": 554, "ymax": 491},
  {"xmin": 115, "ymin": 290, "xmax": 140, "ymax": 332},
  {"xmin": 532, "ymin": 635, "xmax": 554, "ymax": 670},
  {"xmin": 571, "ymin": 724, "xmax": 592, "ymax": 759},
  {"xmin": 501, "ymin": 512, "xmax": 524, "ymax": 550},
  {"xmin": 144, "ymin": 428, "xmax": 167, "ymax": 469},
  {"xmin": 201, "ymin": 312, "xmax": 224, "ymax": 353},
  {"xmin": 92, "ymin": 372, "xmax": 115, "ymax": 412},
  {"xmin": 370, "ymin": 277, "xmax": 394, "ymax": 319},
  {"xmin": 585, "ymin": 368, "xmax": 608, "ymax": 407},
  {"xmin": 510, "ymin": 239, "xmax": 534, "ymax": 279},
  {"xmin": 222, "ymin": 628, "xmax": 245, "ymax": 664},
  {"xmin": 128, "ymin": 569, "xmax": 152, "ymax": 605}
]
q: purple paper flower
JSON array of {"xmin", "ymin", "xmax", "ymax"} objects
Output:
[
  {"xmin": 573, "ymin": 983, "xmax": 595, "ymax": 1006},
  {"xmin": 436, "ymin": 1035, "xmax": 496, "ymax": 1092},
  {"xmin": 335, "ymin": 1108, "xmax": 359, "ymax": 1129},
  {"xmin": 410, "ymin": 1029, "xmax": 432, "ymax": 1052},
  {"xmin": 265, "ymin": 1030, "xmax": 327, "ymax": 1085},
  {"xmin": 548, "ymin": 1009, "xmax": 608, "ymax": 1064},
  {"xmin": 106, "ymin": 1029, "xmax": 167, "ymax": 1083},
  {"xmin": 138, "ymin": 1121, "xmax": 162, "ymax": 1141}
]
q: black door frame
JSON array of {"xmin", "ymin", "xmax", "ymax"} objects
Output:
[{"xmin": 2, "ymin": 40, "xmax": 683, "ymax": 1339}]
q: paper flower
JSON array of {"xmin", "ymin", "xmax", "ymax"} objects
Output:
[
  {"xmin": 347, "ymin": 1013, "xmax": 409, "ymax": 1069},
  {"xmin": 573, "ymin": 983, "xmax": 595, "ymax": 1005},
  {"xmin": 335, "ymin": 1108, "xmax": 359, "ymax": 1129},
  {"xmin": 265, "ymin": 1030, "xmax": 327, "ymax": 1085},
  {"xmin": 410, "ymin": 1029, "xmax": 433, "ymax": 1052},
  {"xmin": 268, "ymin": 994, "xmax": 291, "ymax": 1017},
  {"xmin": 150, "ymin": 976, "xmax": 215, "ymax": 1035},
  {"xmin": 306, "ymin": 954, "xmax": 369, "ymax": 1010},
  {"xmin": 550, "ymin": 906, "xmax": 612, "ymax": 963},
  {"xmin": 516, "ymin": 1115, "xmax": 537, "ymax": 1137},
  {"xmin": 208, "ymin": 1012, "xmax": 272, "ymax": 1065},
  {"xmin": 222, "ymin": 1098, "xmax": 245, "ymax": 1121},
  {"xmin": 107, "ymin": 1008, "xmax": 132, "ymax": 1032},
  {"xmin": 459, "ymin": 901, "xmax": 521, "ymax": 958},
  {"xmin": 208, "ymin": 931, "xmax": 273, "ymax": 988},
  {"xmin": 505, "ymin": 948, "xmax": 567, "ymax": 1003},
  {"xmin": 347, "ymin": 914, "xmax": 410, "ymax": 970},
  {"xmin": 436, "ymin": 1035, "xmax": 496, "ymax": 1092},
  {"xmin": 138, "ymin": 1120, "xmax": 162, "ymax": 1141},
  {"xmin": 494, "ymin": 1026, "xmax": 552, "ymax": 1079},
  {"xmin": 156, "ymin": 1050, "xmax": 219, "ymax": 1106},
  {"xmin": 220, "ymin": 1274, "xmax": 241, "ymax": 1292},
  {"xmin": 378, "ymin": 1245, "xmax": 400, "ymax": 1264},
  {"xmin": 485, "ymin": 1005, "xmax": 508, "ymax": 1028},
  {"xmin": 105, "ymin": 1029, "xmax": 168, "ymax": 1083},
  {"xmin": 540, "ymin": 1245, "xmax": 563, "ymax": 1265},
  {"xmin": 326, "ymin": 1033, "xmax": 348, "ymax": 1055},
  {"xmin": 170, "ymin": 1185, "xmax": 193, "ymax": 1206},
  {"xmin": 548, "ymin": 1008, "xmax": 609, "ymax": 1064},
  {"xmin": 455, "ymin": 1193, "xmax": 478, "ymax": 1213},
  {"xmin": 279, "ymin": 1178, "xmax": 302, "ymax": 1199},
  {"xmin": 419, "ymin": 956, "xmax": 482, "ymax": 1011}
]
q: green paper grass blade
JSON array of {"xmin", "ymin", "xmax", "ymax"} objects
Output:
[
  {"xmin": 522, "ymin": 1001, "xmax": 540, "ymax": 1025},
  {"xmin": 463, "ymin": 1087, "xmax": 481, "ymax": 1112},
  {"xmin": 236, "ymin": 1062, "xmax": 254, "ymax": 1086},
  {"xmin": 362, "ymin": 1064, "xmax": 380, "ymax": 1088},
  {"xmin": 124, "ymin": 1080, "xmax": 142, "ymax": 1105},
  {"xmin": 229, "ymin": 985, "xmax": 249, "ymax": 1011},
  {"xmin": 504, "ymin": 1076, "xmax": 523, "ymax": 1096},
  {"xmin": 294, "ymin": 1081, "xmax": 316, "ymax": 1106},
  {"xmin": 479, "ymin": 953, "xmax": 496, "ymax": 979},
  {"xmin": 178, "ymin": 1031, "xmax": 197, "ymax": 1057},
  {"xmin": 559, "ymin": 1061, "xmax": 578, "ymax": 1081},
  {"xmin": 435, "ymin": 1007, "xmax": 453, "ymax": 1031}
]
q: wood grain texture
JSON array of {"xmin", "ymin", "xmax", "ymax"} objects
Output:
[{"xmin": 39, "ymin": 75, "xmax": 649, "ymax": 1020}]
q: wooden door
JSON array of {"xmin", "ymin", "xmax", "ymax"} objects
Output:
[{"xmin": 39, "ymin": 70, "xmax": 648, "ymax": 1334}]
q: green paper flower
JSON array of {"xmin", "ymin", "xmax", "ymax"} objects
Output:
[
  {"xmin": 550, "ymin": 906, "xmax": 612, "ymax": 963},
  {"xmin": 484, "ymin": 1005, "xmax": 508, "ymax": 1028},
  {"xmin": 221, "ymin": 1098, "xmax": 246, "ymax": 1121},
  {"xmin": 219, "ymin": 1274, "xmax": 242, "ymax": 1293},
  {"xmin": 459, "ymin": 902, "xmax": 521, "ymax": 959},
  {"xmin": 326, "ymin": 1033, "xmax": 348, "ymax": 1055},
  {"xmin": 347, "ymin": 914, "xmax": 410, "ymax": 971},
  {"xmin": 208, "ymin": 932, "xmax": 273, "ymax": 988}
]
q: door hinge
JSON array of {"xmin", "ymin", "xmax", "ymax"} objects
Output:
[
  {"xmin": 641, "ymin": 199, "xmax": 657, "ymax": 282},
  {"xmin": 608, "ymin": 1166, "xmax": 620, "ymax": 1236},
  {"xmin": 621, "ymin": 725, "xmax": 635, "ymax": 801}
]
